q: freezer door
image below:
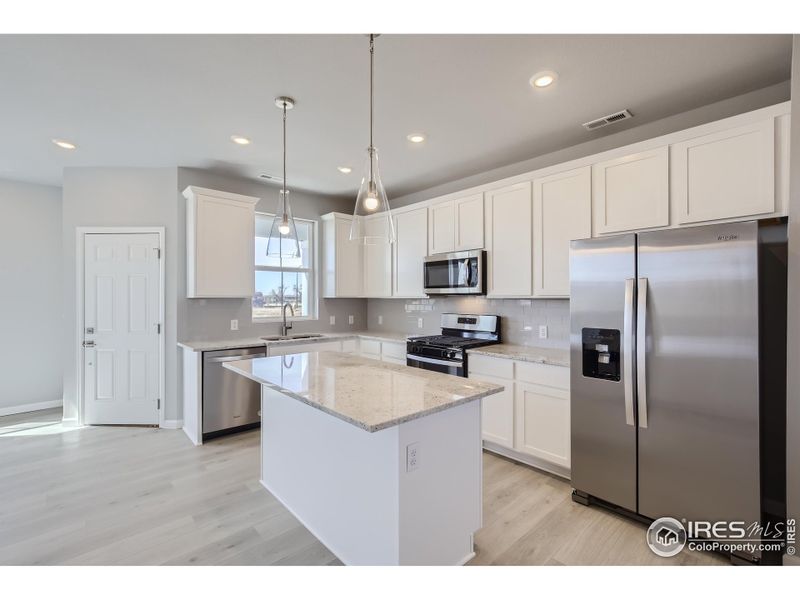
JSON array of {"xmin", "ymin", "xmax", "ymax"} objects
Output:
[
  {"xmin": 570, "ymin": 234, "xmax": 637, "ymax": 511},
  {"xmin": 637, "ymin": 222, "xmax": 760, "ymax": 528}
]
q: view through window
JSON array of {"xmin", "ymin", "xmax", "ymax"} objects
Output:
[{"xmin": 253, "ymin": 213, "xmax": 315, "ymax": 320}]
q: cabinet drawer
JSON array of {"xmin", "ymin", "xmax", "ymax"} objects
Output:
[
  {"xmin": 360, "ymin": 339, "xmax": 381, "ymax": 357},
  {"xmin": 515, "ymin": 361, "xmax": 569, "ymax": 390},
  {"xmin": 468, "ymin": 353, "xmax": 514, "ymax": 380},
  {"xmin": 381, "ymin": 341, "xmax": 407, "ymax": 361}
]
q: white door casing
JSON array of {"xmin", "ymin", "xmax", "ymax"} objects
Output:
[{"xmin": 82, "ymin": 232, "xmax": 161, "ymax": 425}]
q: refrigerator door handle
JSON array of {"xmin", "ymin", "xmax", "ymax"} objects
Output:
[
  {"xmin": 637, "ymin": 277, "xmax": 649, "ymax": 428},
  {"xmin": 623, "ymin": 278, "xmax": 635, "ymax": 426}
]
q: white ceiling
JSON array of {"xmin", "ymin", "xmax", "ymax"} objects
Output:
[{"xmin": 0, "ymin": 34, "xmax": 791, "ymax": 197}]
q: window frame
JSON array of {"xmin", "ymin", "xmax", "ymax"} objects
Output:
[{"xmin": 252, "ymin": 212, "xmax": 319, "ymax": 323}]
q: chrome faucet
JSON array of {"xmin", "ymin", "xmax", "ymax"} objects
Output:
[{"xmin": 281, "ymin": 302, "xmax": 295, "ymax": 337}]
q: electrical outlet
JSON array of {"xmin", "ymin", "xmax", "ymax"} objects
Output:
[
  {"xmin": 417, "ymin": 317, "xmax": 424, "ymax": 329},
  {"xmin": 538, "ymin": 325, "xmax": 548, "ymax": 339},
  {"xmin": 348, "ymin": 315, "xmax": 354, "ymax": 325},
  {"xmin": 406, "ymin": 443, "xmax": 420, "ymax": 472},
  {"xmin": 378, "ymin": 315, "xmax": 383, "ymax": 326},
  {"xmin": 230, "ymin": 319, "xmax": 238, "ymax": 331}
]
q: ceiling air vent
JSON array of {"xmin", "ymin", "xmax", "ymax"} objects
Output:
[{"xmin": 582, "ymin": 109, "xmax": 634, "ymax": 131}]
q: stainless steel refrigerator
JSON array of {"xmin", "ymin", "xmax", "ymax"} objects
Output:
[{"xmin": 569, "ymin": 219, "xmax": 787, "ymax": 563}]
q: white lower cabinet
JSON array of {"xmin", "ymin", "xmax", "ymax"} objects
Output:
[
  {"xmin": 472, "ymin": 373, "xmax": 514, "ymax": 449},
  {"xmin": 514, "ymin": 381, "xmax": 570, "ymax": 469},
  {"xmin": 469, "ymin": 352, "xmax": 570, "ymax": 475}
]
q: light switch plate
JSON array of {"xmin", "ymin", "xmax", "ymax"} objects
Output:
[
  {"xmin": 348, "ymin": 315, "xmax": 354, "ymax": 325},
  {"xmin": 538, "ymin": 325, "xmax": 548, "ymax": 339},
  {"xmin": 329, "ymin": 315, "xmax": 336, "ymax": 326},
  {"xmin": 230, "ymin": 319, "xmax": 238, "ymax": 331}
]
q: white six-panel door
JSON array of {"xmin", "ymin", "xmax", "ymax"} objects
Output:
[{"xmin": 83, "ymin": 233, "xmax": 160, "ymax": 424}]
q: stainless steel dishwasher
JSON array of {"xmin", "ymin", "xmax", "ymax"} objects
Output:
[{"xmin": 203, "ymin": 346, "xmax": 266, "ymax": 439}]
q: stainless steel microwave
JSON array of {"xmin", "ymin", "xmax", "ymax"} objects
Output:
[{"xmin": 423, "ymin": 250, "xmax": 486, "ymax": 295}]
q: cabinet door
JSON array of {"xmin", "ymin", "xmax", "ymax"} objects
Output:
[
  {"xmin": 363, "ymin": 218, "xmax": 393, "ymax": 297},
  {"xmin": 393, "ymin": 208, "xmax": 428, "ymax": 297},
  {"xmin": 672, "ymin": 119, "xmax": 775, "ymax": 224},
  {"xmin": 514, "ymin": 381, "xmax": 570, "ymax": 468},
  {"xmin": 335, "ymin": 217, "xmax": 363, "ymax": 297},
  {"xmin": 593, "ymin": 146, "xmax": 669, "ymax": 234},
  {"xmin": 193, "ymin": 194, "xmax": 255, "ymax": 297},
  {"xmin": 470, "ymin": 373, "xmax": 513, "ymax": 449},
  {"xmin": 533, "ymin": 166, "xmax": 591, "ymax": 297},
  {"xmin": 455, "ymin": 193, "xmax": 485, "ymax": 250},
  {"xmin": 428, "ymin": 201, "xmax": 455, "ymax": 255},
  {"xmin": 486, "ymin": 182, "xmax": 532, "ymax": 297}
]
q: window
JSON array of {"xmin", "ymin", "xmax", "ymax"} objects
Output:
[{"xmin": 253, "ymin": 213, "xmax": 317, "ymax": 321}]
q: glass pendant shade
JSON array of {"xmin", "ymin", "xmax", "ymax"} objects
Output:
[
  {"xmin": 349, "ymin": 146, "xmax": 395, "ymax": 245},
  {"xmin": 266, "ymin": 189, "xmax": 301, "ymax": 259}
]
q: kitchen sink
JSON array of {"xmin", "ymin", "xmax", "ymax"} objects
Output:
[{"xmin": 260, "ymin": 333, "xmax": 326, "ymax": 342}]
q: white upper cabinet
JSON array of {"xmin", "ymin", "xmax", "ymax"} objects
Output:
[
  {"xmin": 362, "ymin": 217, "xmax": 393, "ymax": 297},
  {"xmin": 454, "ymin": 193, "xmax": 485, "ymax": 251},
  {"xmin": 393, "ymin": 207, "xmax": 428, "ymax": 298},
  {"xmin": 428, "ymin": 201, "xmax": 456, "ymax": 255},
  {"xmin": 593, "ymin": 146, "xmax": 669, "ymax": 234},
  {"xmin": 184, "ymin": 186, "xmax": 259, "ymax": 298},
  {"xmin": 427, "ymin": 193, "xmax": 484, "ymax": 255},
  {"xmin": 533, "ymin": 166, "xmax": 592, "ymax": 297},
  {"xmin": 672, "ymin": 119, "xmax": 775, "ymax": 224},
  {"xmin": 321, "ymin": 213, "xmax": 363, "ymax": 298},
  {"xmin": 486, "ymin": 182, "xmax": 532, "ymax": 297}
]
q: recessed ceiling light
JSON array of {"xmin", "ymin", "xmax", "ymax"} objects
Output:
[
  {"xmin": 530, "ymin": 71, "xmax": 558, "ymax": 88},
  {"xmin": 407, "ymin": 133, "xmax": 426, "ymax": 143},
  {"xmin": 337, "ymin": 166, "xmax": 352, "ymax": 174},
  {"xmin": 52, "ymin": 138, "xmax": 76, "ymax": 150},
  {"xmin": 230, "ymin": 135, "xmax": 251, "ymax": 145}
]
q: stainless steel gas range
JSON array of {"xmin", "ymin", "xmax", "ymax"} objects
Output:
[{"xmin": 406, "ymin": 313, "xmax": 500, "ymax": 377}]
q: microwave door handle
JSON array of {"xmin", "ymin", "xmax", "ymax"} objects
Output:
[
  {"xmin": 636, "ymin": 277, "xmax": 649, "ymax": 428},
  {"xmin": 623, "ymin": 278, "xmax": 635, "ymax": 427}
]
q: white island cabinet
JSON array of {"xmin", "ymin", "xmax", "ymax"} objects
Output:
[{"xmin": 224, "ymin": 351, "xmax": 503, "ymax": 566}]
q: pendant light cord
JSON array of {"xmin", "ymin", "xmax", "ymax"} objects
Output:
[
  {"xmin": 369, "ymin": 33, "xmax": 374, "ymax": 185},
  {"xmin": 282, "ymin": 101, "xmax": 287, "ymax": 215}
]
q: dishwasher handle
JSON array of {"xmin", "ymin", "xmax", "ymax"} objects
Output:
[{"xmin": 205, "ymin": 354, "xmax": 265, "ymax": 364}]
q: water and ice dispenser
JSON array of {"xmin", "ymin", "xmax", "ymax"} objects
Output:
[{"xmin": 581, "ymin": 328, "xmax": 621, "ymax": 381}]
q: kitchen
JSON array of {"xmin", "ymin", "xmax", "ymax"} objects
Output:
[{"xmin": 1, "ymin": 15, "xmax": 799, "ymax": 599}]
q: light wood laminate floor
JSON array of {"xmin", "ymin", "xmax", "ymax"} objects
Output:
[{"xmin": 0, "ymin": 409, "xmax": 726, "ymax": 566}]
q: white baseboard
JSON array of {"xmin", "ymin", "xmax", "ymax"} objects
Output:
[
  {"xmin": 0, "ymin": 399, "xmax": 63, "ymax": 417},
  {"xmin": 483, "ymin": 441, "xmax": 571, "ymax": 480},
  {"xmin": 161, "ymin": 419, "xmax": 184, "ymax": 429}
]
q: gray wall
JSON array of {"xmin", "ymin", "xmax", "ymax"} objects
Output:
[
  {"xmin": 0, "ymin": 179, "xmax": 63, "ymax": 413},
  {"xmin": 368, "ymin": 297, "xmax": 568, "ymax": 349},
  {"xmin": 785, "ymin": 36, "xmax": 800, "ymax": 566},
  {"xmin": 176, "ymin": 168, "xmax": 366, "ymax": 343},
  {"xmin": 61, "ymin": 168, "xmax": 179, "ymax": 422},
  {"xmin": 390, "ymin": 81, "xmax": 790, "ymax": 208}
]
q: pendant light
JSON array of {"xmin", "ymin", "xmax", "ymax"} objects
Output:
[
  {"xmin": 349, "ymin": 34, "xmax": 395, "ymax": 245},
  {"xmin": 266, "ymin": 96, "xmax": 301, "ymax": 259}
]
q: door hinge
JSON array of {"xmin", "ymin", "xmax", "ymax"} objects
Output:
[
  {"xmin": 157, "ymin": 398, "xmax": 161, "ymax": 410},
  {"xmin": 154, "ymin": 247, "xmax": 161, "ymax": 259},
  {"xmin": 156, "ymin": 323, "xmax": 162, "ymax": 334}
]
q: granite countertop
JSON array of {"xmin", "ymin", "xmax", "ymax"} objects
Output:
[
  {"xmin": 178, "ymin": 331, "xmax": 410, "ymax": 352},
  {"xmin": 467, "ymin": 343, "xmax": 570, "ymax": 367},
  {"xmin": 223, "ymin": 352, "xmax": 503, "ymax": 433}
]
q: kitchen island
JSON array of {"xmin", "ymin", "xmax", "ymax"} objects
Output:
[{"xmin": 223, "ymin": 351, "xmax": 503, "ymax": 566}]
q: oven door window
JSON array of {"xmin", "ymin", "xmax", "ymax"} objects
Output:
[{"xmin": 425, "ymin": 257, "xmax": 478, "ymax": 289}]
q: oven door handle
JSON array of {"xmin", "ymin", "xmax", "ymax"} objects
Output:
[{"xmin": 406, "ymin": 354, "xmax": 460, "ymax": 367}]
